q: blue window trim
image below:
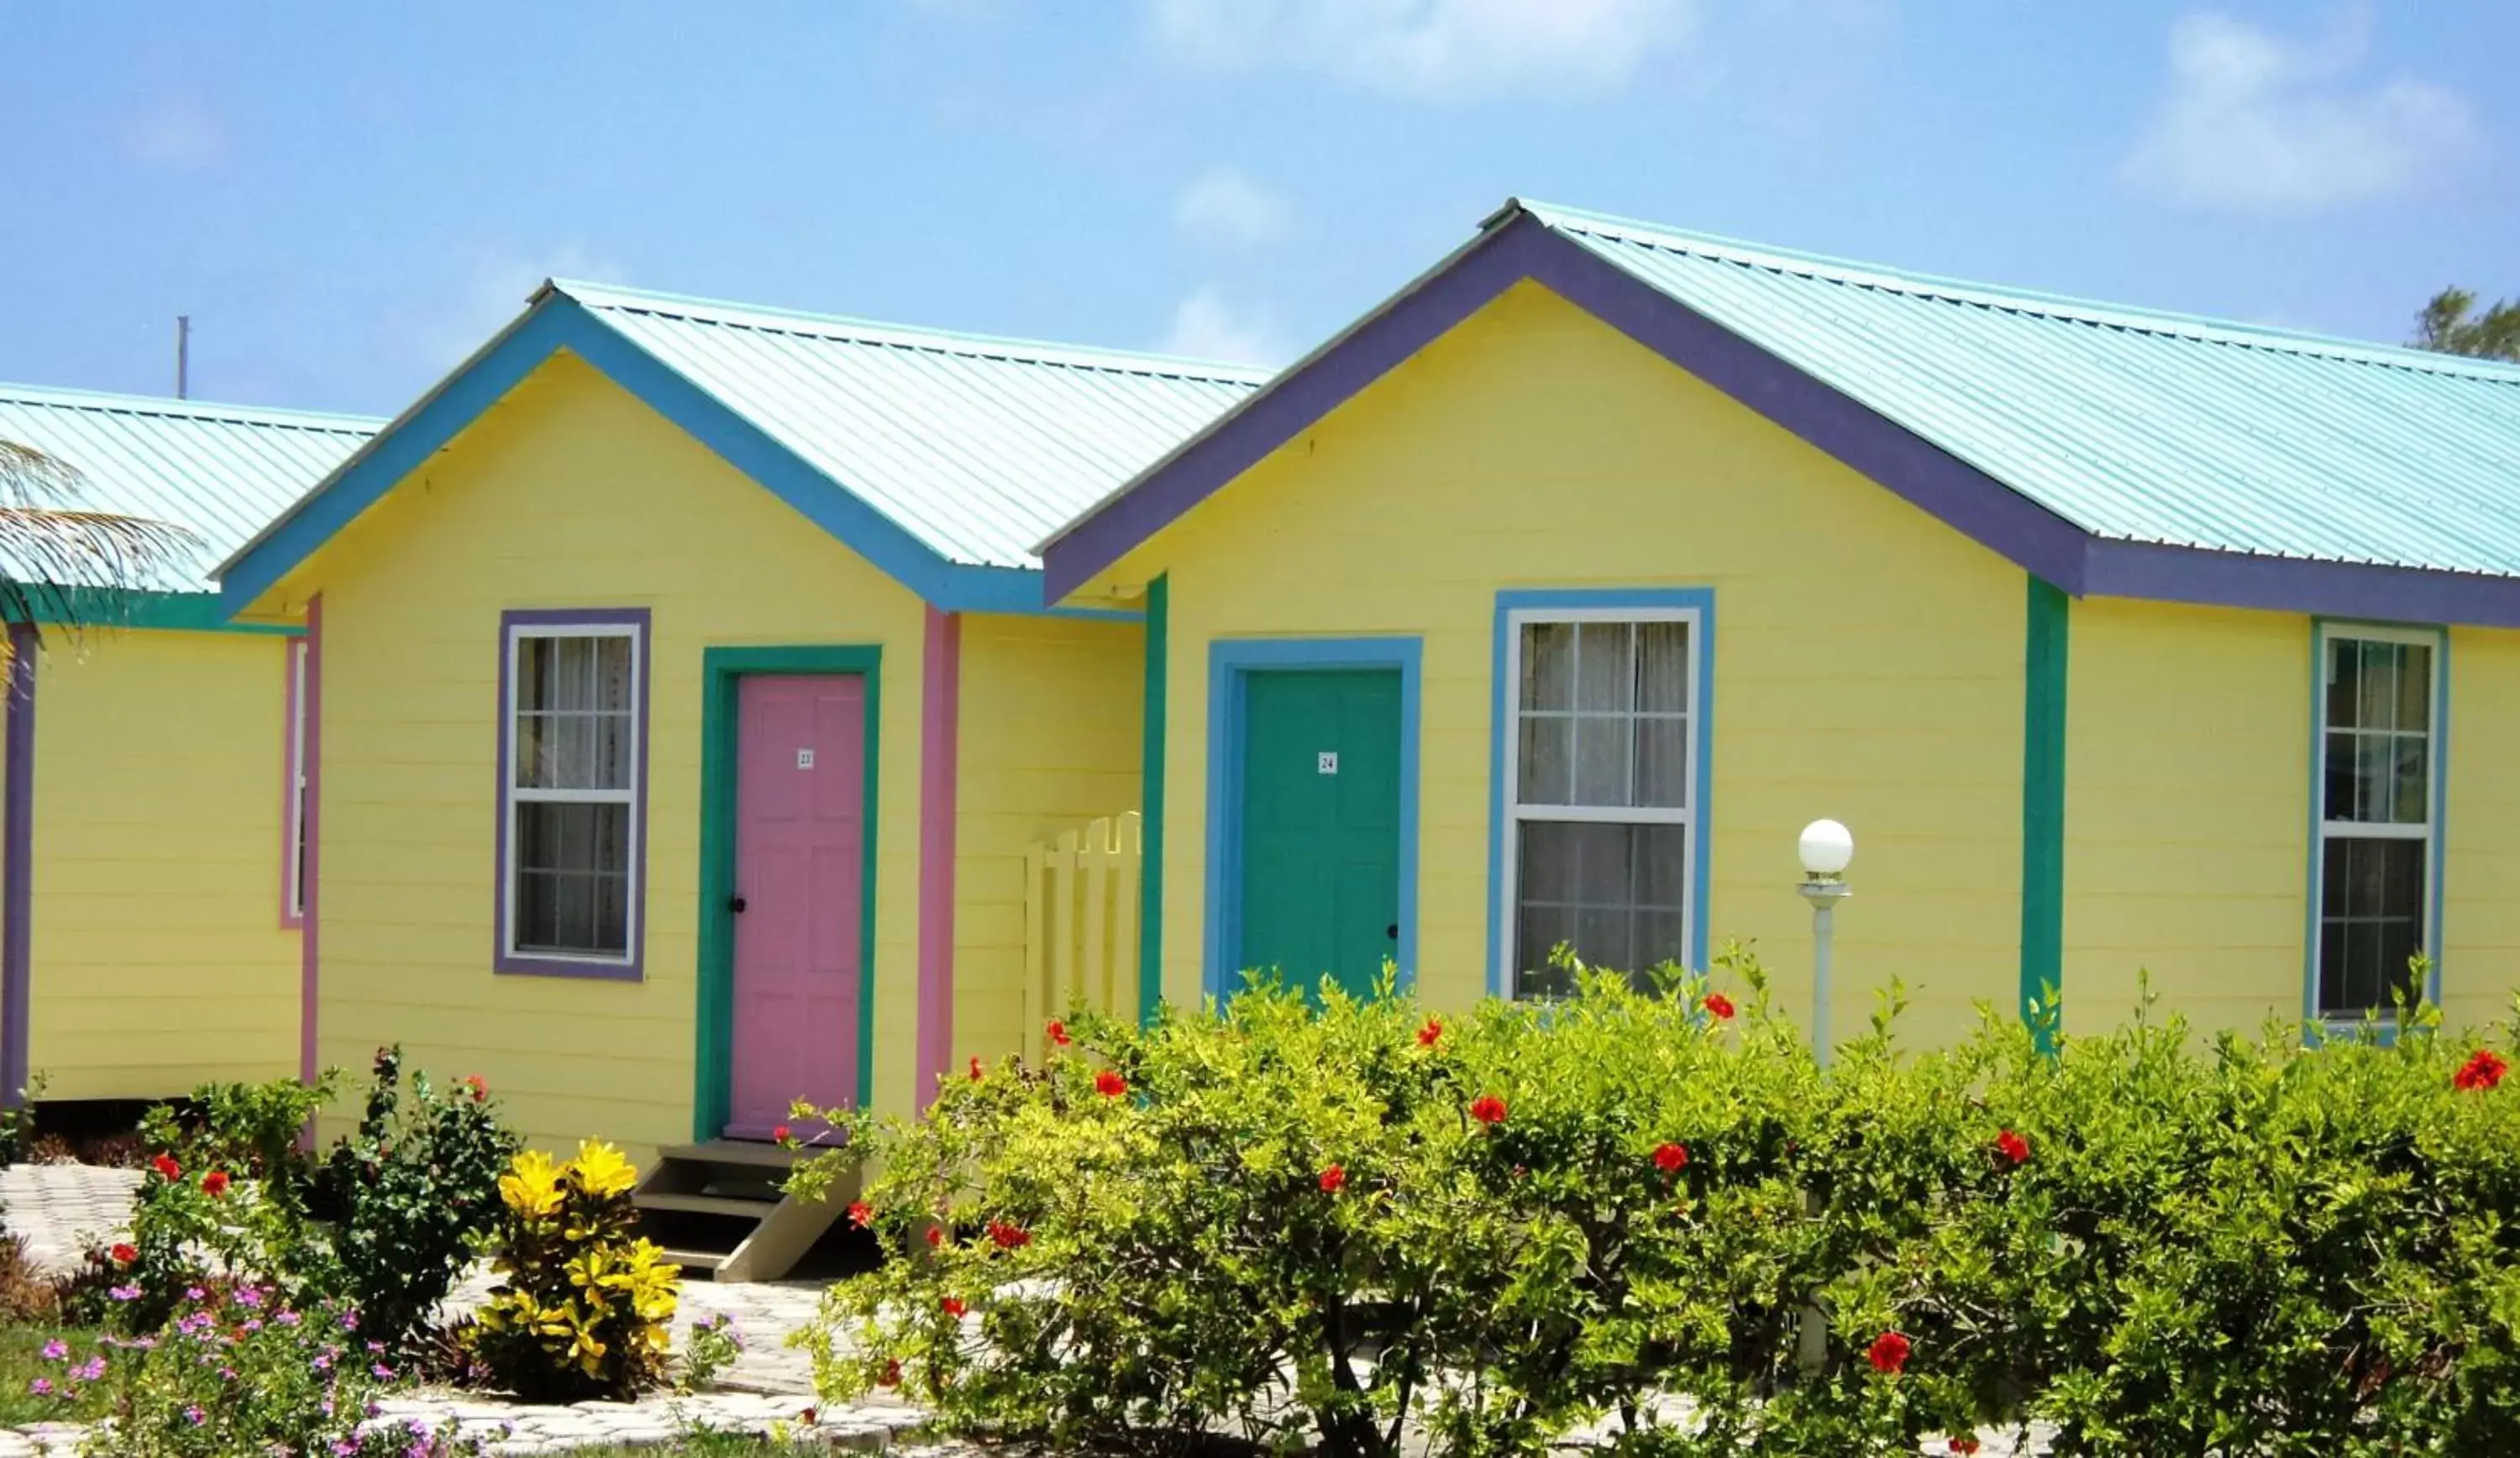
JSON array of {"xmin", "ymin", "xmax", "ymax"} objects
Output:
[
  {"xmin": 1487, "ymin": 588, "xmax": 1717, "ymax": 999},
  {"xmin": 1202, "ymin": 637, "xmax": 1423, "ymax": 1003},
  {"xmin": 215, "ymin": 294, "xmax": 1131, "ymax": 621},
  {"xmin": 2302, "ymin": 617, "xmax": 2449, "ymax": 1036}
]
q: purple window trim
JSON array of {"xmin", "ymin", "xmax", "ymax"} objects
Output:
[
  {"xmin": 492, "ymin": 607, "xmax": 653, "ymax": 981},
  {"xmin": 2, "ymin": 624, "xmax": 35, "ymax": 1106},
  {"xmin": 280, "ymin": 637, "xmax": 308, "ymax": 931},
  {"xmin": 1041, "ymin": 209, "xmax": 2517, "ymax": 632}
]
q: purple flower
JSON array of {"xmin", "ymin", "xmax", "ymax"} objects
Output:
[
  {"xmin": 274, "ymin": 1311, "xmax": 302, "ymax": 1328},
  {"xmin": 184, "ymin": 1404, "xmax": 205, "ymax": 1425},
  {"xmin": 39, "ymin": 1339, "xmax": 66, "ymax": 1361},
  {"xmin": 313, "ymin": 1352, "xmax": 333, "ymax": 1371},
  {"xmin": 27, "ymin": 1379, "xmax": 49, "ymax": 1397},
  {"xmin": 108, "ymin": 1284, "xmax": 140, "ymax": 1302},
  {"xmin": 372, "ymin": 1362, "xmax": 396, "ymax": 1380},
  {"xmin": 184, "ymin": 1285, "xmax": 206, "ymax": 1301},
  {"xmin": 365, "ymin": 1400, "xmax": 382, "ymax": 1419},
  {"xmin": 332, "ymin": 1445, "xmax": 356, "ymax": 1457},
  {"xmin": 220, "ymin": 1366, "xmax": 236, "ymax": 1381},
  {"xmin": 240, "ymin": 1319, "xmax": 261, "ymax": 1334},
  {"xmin": 234, "ymin": 1286, "xmax": 264, "ymax": 1308},
  {"xmin": 339, "ymin": 1309, "xmax": 360, "ymax": 1332},
  {"xmin": 71, "ymin": 1359, "xmax": 102, "ymax": 1382},
  {"xmin": 366, "ymin": 1340, "xmax": 386, "ymax": 1354}
]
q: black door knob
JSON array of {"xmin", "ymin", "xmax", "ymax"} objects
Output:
[
  {"xmin": 728, "ymin": 895, "xmax": 748, "ymax": 914},
  {"xmin": 1387, "ymin": 923, "xmax": 1399, "ymax": 939}
]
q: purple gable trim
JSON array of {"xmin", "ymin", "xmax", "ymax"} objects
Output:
[
  {"xmin": 1043, "ymin": 210, "xmax": 2520, "ymax": 628},
  {"xmin": 492, "ymin": 607, "xmax": 653, "ymax": 982},
  {"xmin": 1, "ymin": 626, "xmax": 34, "ymax": 1106}
]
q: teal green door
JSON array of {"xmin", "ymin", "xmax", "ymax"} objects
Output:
[{"xmin": 1236, "ymin": 669, "xmax": 1402, "ymax": 999}]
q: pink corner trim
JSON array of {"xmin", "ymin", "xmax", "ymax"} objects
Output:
[
  {"xmin": 298, "ymin": 597, "xmax": 323, "ymax": 1086},
  {"xmin": 279, "ymin": 637, "xmax": 307, "ymax": 931},
  {"xmin": 916, "ymin": 606, "xmax": 960, "ymax": 1107}
]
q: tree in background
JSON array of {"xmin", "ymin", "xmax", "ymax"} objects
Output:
[
  {"xmin": 2413, "ymin": 287, "xmax": 2520, "ymax": 362},
  {"xmin": 0, "ymin": 440, "xmax": 198, "ymax": 635}
]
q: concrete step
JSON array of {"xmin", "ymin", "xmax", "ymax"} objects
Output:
[{"xmin": 634, "ymin": 1190, "xmax": 778, "ymax": 1219}]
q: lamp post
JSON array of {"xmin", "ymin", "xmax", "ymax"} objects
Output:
[{"xmin": 1797, "ymin": 820, "xmax": 1853, "ymax": 1067}]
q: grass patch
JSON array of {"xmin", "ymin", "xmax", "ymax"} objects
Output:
[{"xmin": 0, "ymin": 1324, "xmax": 116, "ymax": 1426}]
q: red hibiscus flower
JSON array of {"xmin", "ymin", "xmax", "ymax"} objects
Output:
[
  {"xmin": 109, "ymin": 1243, "xmax": 137, "ymax": 1266},
  {"xmin": 1867, "ymin": 1330, "xmax": 1912, "ymax": 1375},
  {"xmin": 969, "ymin": 1056, "xmax": 984, "ymax": 1082},
  {"xmin": 1047, "ymin": 1020, "xmax": 1071, "ymax": 1048},
  {"xmin": 1095, "ymin": 1069, "xmax": 1127, "ymax": 1099},
  {"xmin": 150, "ymin": 1152, "xmax": 180, "ymax": 1182},
  {"xmin": 462, "ymin": 1074, "xmax": 489, "ymax": 1103},
  {"xmin": 1702, "ymin": 993, "xmax": 1735, "ymax": 1021},
  {"xmin": 800, "ymin": 1406, "xmax": 818, "ymax": 1425},
  {"xmin": 940, "ymin": 1296, "xmax": 968, "ymax": 1319},
  {"xmin": 772, "ymin": 1124, "xmax": 791, "ymax": 1144},
  {"xmin": 1653, "ymin": 1142, "xmax": 1688, "ymax": 1173},
  {"xmin": 201, "ymin": 1171, "xmax": 230, "ymax": 1198},
  {"xmin": 1468, "ymin": 1094, "xmax": 1508, "ymax": 1125},
  {"xmin": 1950, "ymin": 1440, "xmax": 1981, "ymax": 1455},
  {"xmin": 987, "ymin": 1220, "xmax": 1031, "ymax": 1250},
  {"xmin": 924, "ymin": 1225, "xmax": 946, "ymax": 1248},
  {"xmin": 1318, "ymin": 1164, "xmax": 1346, "ymax": 1193},
  {"xmin": 877, "ymin": 1360, "xmax": 901, "ymax": 1388},
  {"xmin": 847, "ymin": 1201, "xmax": 874, "ymax": 1229},
  {"xmin": 1994, "ymin": 1129, "xmax": 2031, "ymax": 1167},
  {"xmin": 1416, "ymin": 1017, "xmax": 1442, "ymax": 1047},
  {"xmin": 2455, "ymin": 1048, "xmax": 2509, "ymax": 1092}
]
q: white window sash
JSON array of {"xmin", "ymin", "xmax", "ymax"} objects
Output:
[
  {"xmin": 1498, "ymin": 605, "xmax": 1702, "ymax": 993},
  {"xmin": 2312, "ymin": 626, "xmax": 2440, "ymax": 1018},
  {"xmin": 286, "ymin": 639, "xmax": 309, "ymax": 920},
  {"xmin": 502, "ymin": 621, "xmax": 643, "ymax": 964}
]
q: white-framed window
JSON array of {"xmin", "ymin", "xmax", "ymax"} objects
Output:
[
  {"xmin": 285, "ymin": 637, "xmax": 309, "ymax": 923},
  {"xmin": 1500, "ymin": 607, "xmax": 1699, "ymax": 996},
  {"xmin": 2314, "ymin": 625, "xmax": 2439, "ymax": 1020},
  {"xmin": 501, "ymin": 618, "xmax": 644, "ymax": 965}
]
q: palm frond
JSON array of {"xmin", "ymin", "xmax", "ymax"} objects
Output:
[{"xmin": 0, "ymin": 443, "xmax": 207, "ymax": 649}]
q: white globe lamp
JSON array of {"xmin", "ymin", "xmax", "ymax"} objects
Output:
[
  {"xmin": 1799, "ymin": 818, "xmax": 1854, "ymax": 879},
  {"xmin": 1795, "ymin": 819, "xmax": 1853, "ymax": 1067}
]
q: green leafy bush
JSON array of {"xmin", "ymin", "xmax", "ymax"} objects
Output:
[
  {"xmin": 794, "ymin": 954, "xmax": 2520, "ymax": 1458},
  {"xmin": 322, "ymin": 1046, "xmax": 522, "ymax": 1351},
  {"xmin": 464, "ymin": 1141, "xmax": 680, "ymax": 1402}
]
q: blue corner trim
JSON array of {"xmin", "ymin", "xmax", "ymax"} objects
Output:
[
  {"xmin": 1202, "ymin": 637, "xmax": 1423, "ymax": 1003},
  {"xmin": 219, "ymin": 296, "xmax": 1071, "ymax": 618},
  {"xmin": 2302, "ymin": 616, "xmax": 2449, "ymax": 1036},
  {"xmin": 1486, "ymin": 588, "xmax": 1717, "ymax": 999}
]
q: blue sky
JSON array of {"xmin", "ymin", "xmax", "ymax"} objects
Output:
[{"xmin": 2, "ymin": 0, "xmax": 2512, "ymax": 417}]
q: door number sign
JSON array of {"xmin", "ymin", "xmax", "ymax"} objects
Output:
[
  {"xmin": 1317, "ymin": 751, "xmax": 1339, "ymax": 775},
  {"xmin": 796, "ymin": 748, "xmax": 816, "ymax": 770}
]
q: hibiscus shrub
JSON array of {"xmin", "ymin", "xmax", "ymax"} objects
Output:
[{"xmin": 792, "ymin": 951, "xmax": 2520, "ymax": 1458}]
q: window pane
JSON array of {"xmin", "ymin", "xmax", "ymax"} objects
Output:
[
  {"xmin": 2397, "ymin": 643, "xmax": 2433, "ymax": 731},
  {"xmin": 2355, "ymin": 640, "xmax": 2398, "ymax": 731},
  {"xmin": 1517, "ymin": 716, "xmax": 1571, "ymax": 805},
  {"xmin": 1573, "ymin": 716, "xmax": 1629, "ymax": 805},
  {"xmin": 515, "ymin": 801, "xmax": 632, "ymax": 957},
  {"xmin": 1574, "ymin": 623, "xmax": 1634, "ymax": 712},
  {"xmin": 2326, "ymin": 637, "xmax": 2360, "ymax": 728},
  {"xmin": 1520, "ymin": 622, "xmax": 1572, "ymax": 711},
  {"xmin": 1636, "ymin": 621, "xmax": 1689, "ymax": 712},
  {"xmin": 1634, "ymin": 716, "xmax": 1688, "ymax": 810},
  {"xmin": 515, "ymin": 634, "xmax": 636, "ymax": 792},
  {"xmin": 2318, "ymin": 836, "xmax": 2424, "ymax": 1017},
  {"xmin": 2391, "ymin": 737, "xmax": 2428, "ymax": 826}
]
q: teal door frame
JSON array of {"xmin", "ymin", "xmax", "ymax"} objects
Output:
[{"xmin": 1203, "ymin": 637, "xmax": 1422, "ymax": 1001}]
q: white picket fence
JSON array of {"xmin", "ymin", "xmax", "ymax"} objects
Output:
[{"xmin": 1021, "ymin": 811, "xmax": 1142, "ymax": 1060}]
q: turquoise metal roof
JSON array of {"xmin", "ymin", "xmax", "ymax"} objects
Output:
[
  {"xmin": 0, "ymin": 385, "xmax": 377, "ymax": 590},
  {"xmin": 556, "ymin": 282, "xmax": 1268, "ymax": 571},
  {"xmin": 1520, "ymin": 200, "xmax": 2520, "ymax": 580}
]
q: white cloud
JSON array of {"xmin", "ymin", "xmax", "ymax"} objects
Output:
[
  {"xmin": 1156, "ymin": 286, "xmax": 1284, "ymax": 367},
  {"xmin": 2120, "ymin": 8, "xmax": 2477, "ymax": 213},
  {"xmin": 1175, "ymin": 168, "xmax": 1293, "ymax": 249},
  {"xmin": 1148, "ymin": 0, "xmax": 1696, "ymax": 101},
  {"xmin": 125, "ymin": 97, "xmax": 224, "ymax": 167}
]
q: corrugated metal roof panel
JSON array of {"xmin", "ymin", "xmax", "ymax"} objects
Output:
[
  {"xmin": 0, "ymin": 385, "xmax": 377, "ymax": 590},
  {"xmin": 1520, "ymin": 200, "xmax": 2520, "ymax": 580},
  {"xmin": 558, "ymin": 282, "xmax": 1268, "ymax": 571}
]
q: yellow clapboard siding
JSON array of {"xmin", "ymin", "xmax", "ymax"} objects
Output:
[
  {"xmin": 298, "ymin": 353, "xmax": 931, "ymax": 1145},
  {"xmin": 952, "ymin": 615, "xmax": 1141, "ymax": 1066},
  {"xmin": 1104, "ymin": 281, "xmax": 2026, "ymax": 1048},
  {"xmin": 2445, "ymin": 625, "xmax": 2520, "ymax": 1032},
  {"xmin": 22, "ymin": 630, "xmax": 299, "ymax": 1099}
]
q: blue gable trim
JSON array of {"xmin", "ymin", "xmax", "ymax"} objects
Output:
[{"xmin": 218, "ymin": 296, "xmax": 1073, "ymax": 617}]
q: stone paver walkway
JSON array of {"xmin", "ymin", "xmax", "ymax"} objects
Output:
[{"xmin": 0, "ymin": 1163, "xmax": 139, "ymax": 1276}]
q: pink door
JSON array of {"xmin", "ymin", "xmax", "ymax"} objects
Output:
[{"xmin": 726, "ymin": 674, "xmax": 865, "ymax": 1140}]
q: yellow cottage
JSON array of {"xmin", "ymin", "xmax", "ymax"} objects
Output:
[
  {"xmin": 1043, "ymin": 199, "xmax": 2520, "ymax": 1050},
  {"xmin": 0, "ymin": 385, "xmax": 375, "ymax": 1102},
  {"xmin": 214, "ymin": 283, "xmax": 1259, "ymax": 1257}
]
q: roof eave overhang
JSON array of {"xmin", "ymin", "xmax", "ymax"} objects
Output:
[{"xmin": 1042, "ymin": 207, "xmax": 2520, "ymax": 629}]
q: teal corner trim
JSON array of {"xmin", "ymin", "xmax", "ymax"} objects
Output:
[
  {"xmin": 1136, "ymin": 575, "xmax": 1168, "ymax": 1026},
  {"xmin": 2019, "ymin": 577, "xmax": 2070, "ymax": 1046},
  {"xmin": 695, "ymin": 644, "xmax": 883, "ymax": 1140},
  {"xmin": 6, "ymin": 587, "xmax": 301, "ymax": 636}
]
